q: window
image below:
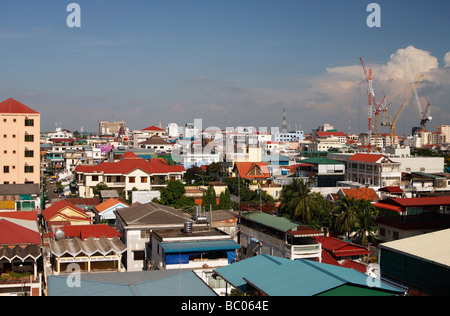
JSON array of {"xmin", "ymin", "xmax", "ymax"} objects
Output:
[
  {"xmin": 25, "ymin": 150, "xmax": 34, "ymax": 157},
  {"xmin": 393, "ymin": 231, "xmax": 399, "ymax": 240},
  {"xmin": 129, "ymin": 177, "xmax": 135, "ymax": 183},
  {"xmin": 92, "ymin": 175, "xmax": 99, "ymax": 181},
  {"xmin": 24, "ymin": 166, "xmax": 34, "ymax": 173},
  {"xmin": 133, "ymin": 251, "xmax": 145, "ymax": 261},
  {"xmin": 25, "ymin": 119, "xmax": 34, "ymax": 126},
  {"xmin": 25, "ymin": 135, "xmax": 34, "ymax": 142},
  {"xmin": 141, "ymin": 177, "xmax": 147, "ymax": 183},
  {"xmin": 3, "ymin": 166, "xmax": 9, "ymax": 173}
]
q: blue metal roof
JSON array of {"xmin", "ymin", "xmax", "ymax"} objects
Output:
[
  {"xmin": 161, "ymin": 240, "xmax": 240, "ymax": 254},
  {"xmin": 48, "ymin": 270, "xmax": 217, "ymax": 296},
  {"xmin": 214, "ymin": 255, "xmax": 404, "ymax": 296}
]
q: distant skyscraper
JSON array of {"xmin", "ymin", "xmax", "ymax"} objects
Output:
[{"xmin": 281, "ymin": 108, "xmax": 287, "ymax": 133}]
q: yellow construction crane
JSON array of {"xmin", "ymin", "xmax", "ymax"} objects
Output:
[{"xmin": 381, "ymin": 73, "xmax": 424, "ymax": 146}]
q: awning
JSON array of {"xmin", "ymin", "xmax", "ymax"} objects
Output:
[
  {"xmin": 373, "ymin": 203, "xmax": 402, "ymax": 213},
  {"xmin": 161, "ymin": 240, "xmax": 240, "ymax": 254}
]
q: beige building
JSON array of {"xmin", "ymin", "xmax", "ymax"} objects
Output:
[
  {"xmin": 435, "ymin": 125, "xmax": 449, "ymax": 143},
  {"xmin": 0, "ymin": 98, "xmax": 40, "ymax": 185}
]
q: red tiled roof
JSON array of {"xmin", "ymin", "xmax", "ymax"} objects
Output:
[
  {"xmin": 0, "ymin": 211, "xmax": 38, "ymax": 221},
  {"xmin": 42, "ymin": 200, "xmax": 91, "ymax": 222},
  {"xmin": 142, "ymin": 125, "xmax": 165, "ymax": 131},
  {"xmin": 315, "ymin": 236, "xmax": 371, "ymax": 257},
  {"xmin": 50, "ymin": 138, "xmax": 75, "ymax": 142},
  {"xmin": 341, "ymin": 188, "xmax": 379, "ymax": 202},
  {"xmin": 348, "ymin": 153, "xmax": 386, "ymax": 163},
  {"xmin": 390, "ymin": 196, "xmax": 450, "ymax": 207},
  {"xmin": 60, "ymin": 224, "xmax": 122, "ymax": 240},
  {"xmin": 316, "ymin": 131, "xmax": 346, "ymax": 137},
  {"xmin": 340, "ymin": 259, "xmax": 367, "ymax": 274},
  {"xmin": 0, "ymin": 219, "xmax": 41, "ymax": 245},
  {"xmin": 373, "ymin": 202, "xmax": 402, "ymax": 212},
  {"xmin": 287, "ymin": 226, "xmax": 323, "ymax": 237},
  {"xmin": 76, "ymin": 151, "xmax": 185, "ymax": 175},
  {"xmin": 378, "ymin": 186, "xmax": 404, "ymax": 193},
  {"xmin": 0, "ymin": 98, "xmax": 39, "ymax": 114}
]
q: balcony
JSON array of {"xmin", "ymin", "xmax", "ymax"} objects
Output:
[
  {"xmin": 285, "ymin": 243, "xmax": 321, "ymax": 260},
  {"xmin": 106, "ymin": 182, "xmax": 125, "ymax": 188}
]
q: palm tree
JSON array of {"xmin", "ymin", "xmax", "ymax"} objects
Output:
[
  {"xmin": 332, "ymin": 195, "xmax": 357, "ymax": 240},
  {"xmin": 354, "ymin": 199, "xmax": 379, "ymax": 247},
  {"xmin": 279, "ymin": 179, "xmax": 318, "ymax": 223}
]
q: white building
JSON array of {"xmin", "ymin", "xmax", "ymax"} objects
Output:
[{"xmin": 273, "ymin": 131, "xmax": 304, "ymax": 142}]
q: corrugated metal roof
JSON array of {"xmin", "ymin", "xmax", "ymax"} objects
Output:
[
  {"xmin": 241, "ymin": 212, "xmax": 300, "ymax": 232},
  {"xmin": 214, "ymin": 255, "xmax": 403, "ymax": 296},
  {"xmin": 161, "ymin": 240, "xmax": 240, "ymax": 253},
  {"xmin": 48, "ymin": 270, "xmax": 217, "ymax": 296},
  {"xmin": 380, "ymin": 228, "xmax": 450, "ymax": 268}
]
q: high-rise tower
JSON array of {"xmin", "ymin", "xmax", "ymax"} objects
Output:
[{"xmin": 281, "ymin": 108, "xmax": 287, "ymax": 133}]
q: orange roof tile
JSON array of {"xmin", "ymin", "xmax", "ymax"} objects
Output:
[
  {"xmin": 341, "ymin": 188, "xmax": 379, "ymax": 202},
  {"xmin": 94, "ymin": 198, "xmax": 129, "ymax": 213},
  {"xmin": 348, "ymin": 153, "xmax": 386, "ymax": 163},
  {"xmin": 234, "ymin": 162, "xmax": 270, "ymax": 179},
  {"xmin": 142, "ymin": 125, "xmax": 165, "ymax": 131}
]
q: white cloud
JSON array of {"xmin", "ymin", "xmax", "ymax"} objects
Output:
[{"xmin": 444, "ymin": 52, "xmax": 450, "ymax": 67}]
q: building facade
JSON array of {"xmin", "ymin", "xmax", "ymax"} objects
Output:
[{"xmin": 0, "ymin": 98, "xmax": 40, "ymax": 185}]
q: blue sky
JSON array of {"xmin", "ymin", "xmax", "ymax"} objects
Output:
[{"xmin": 0, "ymin": 0, "xmax": 449, "ymax": 135}]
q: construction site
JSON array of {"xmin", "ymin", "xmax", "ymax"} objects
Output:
[{"xmin": 359, "ymin": 56, "xmax": 434, "ymax": 153}]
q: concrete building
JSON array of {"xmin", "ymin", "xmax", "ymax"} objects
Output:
[
  {"xmin": 328, "ymin": 153, "xmax": 401, "ymax": 188},
  {"xmin": 98, "ymin": 121, "xmax": 127, "ymax": 136},
  {"xmin": 114, "ymin": 202, "xmax": 195, "ymax": 271},
  {"xmin": 238, "ymin": 212, "xmax": 323, "ymax": 262},
  {"xmin": 0, "ymin": 98, "xmax": 40, "ymax": 185},
  {"xmin": 435, "ymin": 125, "xmax": 450, "ymax": 142}
]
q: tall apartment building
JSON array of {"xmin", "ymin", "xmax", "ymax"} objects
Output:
[
  {"xmin": 0, "ymin": 98, "xmax": 40, "ymax": 184},
  {"xmin": 435, "ymin": 125, "xmax": 450, "ymax": 143}
]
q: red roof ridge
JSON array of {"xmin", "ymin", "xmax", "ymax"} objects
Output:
[
  {"xmin": 142, "ymin": 125, "xmax": 165, "ymax": 131},
  {"xmin": 0, "ymin": 98, "xmax": 39, "ymax": 114}
]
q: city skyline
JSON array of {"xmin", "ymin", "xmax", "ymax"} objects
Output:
[{"xmin": 0, "ymin": 0, "xmax": 449, "ymax": 135}]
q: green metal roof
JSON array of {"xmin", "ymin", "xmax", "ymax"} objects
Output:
[
  {"xmin": 241, "ymin": 212, "xmax": 301, "ymax": 232},
  {"xmin": 411, "ymin": 172, "xmax": 446, "ymax": 179},
  {"xmin": 300, "ymin": 157, "xmax": 344, "ymax": 165},
  {"xmin": 214, "ymin": 255, "xmax": 404, "ymax": 296},
  {"xmin": 161, "ymin": 240, "xmax": 240, "ymax": 253}
]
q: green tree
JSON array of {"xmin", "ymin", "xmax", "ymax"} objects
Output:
[
  {"xmin": 332, "ymin": 195, "xmax": 358, "ymax": 240},
  {"xmin": 278, "ymin": 179, "xmax": 318, "ymax": 223},
  {"xmin": 219, "ymin": 187, "xmax": 232, "ymax": 210},
  {"xmin": 160, "ymin": 180, "xmax": 194, "ymax": 208},
  {"xmin": 93, "ymin": 182, "xmax": 109, "ymax": 197},
  {"xmin": 202, "ymin": 186, "xmax": 217, "ymax": 211},
  {"xmin": 353, "ymin": 199, "xmax": 379, "ymax": 247},
  {"xmin": 307, "ymin": 192, "xmax": 332, "ymax": 231}
]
